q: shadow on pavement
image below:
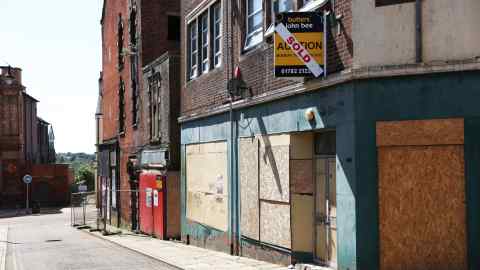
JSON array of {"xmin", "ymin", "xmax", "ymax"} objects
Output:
[{"xmin": 0, "ymin": 206, "xmax": 66, "ymax": 219}]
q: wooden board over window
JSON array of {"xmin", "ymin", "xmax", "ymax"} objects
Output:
[
  {"xmin": 377, "ymin": 119, "xmax": 467, "ymax": 270},
  {"xmin": 186, "ymin": 142, "xmax": 228, "ymax": 231},
  {"xmin": 376, "ymin": 118, "xmax": 464, "ymax": 147}
]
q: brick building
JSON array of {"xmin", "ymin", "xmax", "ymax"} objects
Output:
[
  {"xmin": 97, "ymin": 0, "xmax": 181, "ymax": 234},
  {"xmin": 179, "ymin": 0, "xmax": 480, "ymax": 269},
  {"xmin": 0, "ymin": 66, "xmax": 59, "ymax": 207}
]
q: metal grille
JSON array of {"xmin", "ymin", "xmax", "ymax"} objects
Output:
[
  {"xmin": 70, "ymin": 192, "xmax": 101, "ymax": 231},
  {"xmin": 71, "ymin": 188, "xmax": 164, "ymax": 237}
]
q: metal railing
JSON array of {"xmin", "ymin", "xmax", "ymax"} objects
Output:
[
  {"xmin": 70, "ymin": 192, "xmax": 101, "ymax": 231},
  {"xmin": 71, "ymin": 189, "xmax": 164, "ymax": 237}
]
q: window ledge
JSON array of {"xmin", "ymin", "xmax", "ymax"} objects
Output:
[
  {"xmin": 299, "ymin": 0, "xmax": 329, "ymax": 12},
  {"xmin": 243, "ymin": 35, "xmax": 264, "ymax": 52},
  {"xmin": 264, "ymin": 24, "xmax": 274, "ymax": 37}
]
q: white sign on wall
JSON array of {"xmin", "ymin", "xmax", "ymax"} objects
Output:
[
  {"xmin": 153, "ymin": 190, "xmax": 159, "ymax": 207},
  {"xmin": 146, "ymin": 188, "xmax": 152, "ymax": 208}
]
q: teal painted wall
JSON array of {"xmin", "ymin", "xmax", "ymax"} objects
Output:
[
  {"xmin": 180, "ymin": 82, "xmax": 359, "ymax": 268},
  {"xmin": 354, "ymin": 70, "xmax": 480, "ymax": 270},
  {"xmin": 464, "ymin": 119, "xmax": 480, "ymax": 270},
  {"xmin": 180, "ymin": 70, "xmax": 480, "ymax": 269},
  {"xmin": 180, "ymin": 114, "xmax": 231, "ymax": 252}
]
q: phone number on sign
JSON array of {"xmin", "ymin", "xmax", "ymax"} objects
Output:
[{"xmin": 279, "ymin": 68, "xmax": 311, "ymax": 75}]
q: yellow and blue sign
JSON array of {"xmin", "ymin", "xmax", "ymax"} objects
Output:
[{"xmin": 274, "ymin": 12, "xmax": 326, "ymax": 77}]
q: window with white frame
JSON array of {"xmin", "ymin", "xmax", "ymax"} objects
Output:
[
  {"xmin": 200, "ymin": 12, "xmax": 209, "ymax": 73},
  {"xmin": 186, "ymin": 1, "xmax": 222, "ymax": 81},
  {"xmin": 245, "ymin": 0, "xmax": 263, "ymax": 49},
  {"xmin": 212, "ymin": 3, "xmax": 222, "ymax": 67},
  {"xmin": 273, "ymin": 0, "xmax": 293, "ymax": 14},
  {"xmin": 302, "ymin": 0, "xmax": 312, "ymax": 6},
  {"xmin": 188, "ymin": 21, "xmax": 198, "ymax": 79}
]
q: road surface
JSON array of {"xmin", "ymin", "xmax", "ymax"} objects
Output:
[{"xmin": 0, "ymin": 208, "xmax": 174, "ymax": 270}]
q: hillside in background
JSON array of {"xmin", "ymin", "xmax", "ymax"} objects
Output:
[
  {"xmin": 56, "ymin": 152, "xmax": 95, "ymax": 168},
  {"xmin": 57, "ymin": 152, "xmax": 96, "ymax": 191}
]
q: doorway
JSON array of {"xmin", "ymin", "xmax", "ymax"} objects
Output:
[{"xmin": 313, "ymin": 131, "xmax": 337, "ymax": 268}]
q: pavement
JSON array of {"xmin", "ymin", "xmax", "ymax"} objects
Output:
[
  {"xmin": 0, "ymin": 226, "xmax": 6, "ymax": 270},
  {"xmin": 85, "ymin": 226, "xmax": 287, "ymax": 270}
]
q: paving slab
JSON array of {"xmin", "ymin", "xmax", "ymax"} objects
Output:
[
  {"xmin": 0, "ymin": 226, "xmax": 7, "ymax": 270},
  {"xmin": 86, "ymin": 230, "xmax": 287, "ymax": 270}
]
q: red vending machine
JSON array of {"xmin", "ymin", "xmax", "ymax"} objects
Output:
[{"xmin": 139, "ymin": 172, "xmax": 165, "ymax": 238}]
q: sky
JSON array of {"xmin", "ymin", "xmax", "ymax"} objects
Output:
[{"xmin": 0, "ymin": 0, "xmax": 103, "ymax": 154}]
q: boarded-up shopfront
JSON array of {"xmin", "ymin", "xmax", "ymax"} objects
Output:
[
  {"xmin": 186, "ymin": 141, "xmax": 229, "ymax": 232},
  {"xmin": 376, "ymin": 119, "xmax": 467, "ymax": 270},
  {"xmin": 239, "ymin": 131, "xmax": 337, "ymax": 266}
]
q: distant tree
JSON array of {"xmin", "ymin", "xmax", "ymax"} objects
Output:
[{"xmin": 75, "ymin": 165, "xmax": 95, "ymax": 191}]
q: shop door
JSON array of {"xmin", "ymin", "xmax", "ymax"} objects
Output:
[{"xmin": 315, "ymin": 157, "xmax": 337, "ymax": 267}]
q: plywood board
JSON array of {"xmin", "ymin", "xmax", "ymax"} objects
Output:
[
  {"xmin": 239, "ymin": 138, "xmax": 260, "ymax": 240},
  {"xmin": 376, "ymin": 118, "xmax": 464, "ymax": 147},
  {"xmin": 290, "ymin": 133, "xmax": 314, "ymax": 160},
  {"xmin": 258, "ymin": 134, "xmax": 290, "ymax": 147},
  {"xmin": 290, "ymin": 159, "xmax": 314, "ymax": 194},
  {"xmin": 259, "ymin": 145, "xmax": 290, "ymax": 202},
  {"xmin": 315, "ymin": 159, "xmax": 327, "ymax": 217},
  {"xmin": 186, "ymin": 142, "xmax": 228, "ymax": 231},
  {"xmin": 260, "ymin": 201, "xmax": 291, "ymax": 249},
  {"xmin": 186, "ymin": 191, "xmax": 205, "ymax": 226},
  {"xmin": 205, "ymin": 194, "xmax": 229, "ymax": 231},
  {"xmin": 291, "ymin": 194, "xmax": 314, "ymax": 253},
  {"xmin": 328, "ymin": 159, "xmax": 336, "ymax": 220},
  {"xmin": 329, "ymin": 226, "xmax": 337, "ymax": 266},
  {"xmin": 186, "ymin": 191, "xmax": 228, "ymax": 232},
  {"xmin": 378, "ymin": 145, "xmax": 467, "ymax": 270},
  {"xmin": 315, "ymin": 225, "xmax": 327, "ymax": 262},
  {"xmin": 166, "ymin": 171, "xmax": 181, "ymax": 238},
  {"xmin": 186, "ymin": 142, "xmax": 228, "ymax": 195}
]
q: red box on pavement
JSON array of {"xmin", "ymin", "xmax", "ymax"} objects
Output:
[{"xmin": 139, "ymin": 172, "xmax": 165, "ymax": 238}]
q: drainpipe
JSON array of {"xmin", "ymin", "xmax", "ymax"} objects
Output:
[
  {"xmin": 226, "ymin": 0, "xmax": 239, "ymax": 256},
  {"xmin": 415, "ymin": 0, "xmax": 422, "ymax": 63}
]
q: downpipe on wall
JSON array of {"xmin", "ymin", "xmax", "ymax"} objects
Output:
[{"xmin": 415, "ymin": 0, "xmax": 422, "ymax": 63}]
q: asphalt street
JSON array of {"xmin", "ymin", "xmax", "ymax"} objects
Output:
[{"xmin": 0, "ymin": 208, "xmax": 174, "ymax": 270}]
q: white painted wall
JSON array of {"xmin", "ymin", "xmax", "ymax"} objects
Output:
[
  {"xmin": 423, "ymin": 0, "xmax": 480, "ymax": 62},
  {"xmin": 353, "ymin": 0, "xmax": 416, "ymax": 67},
  {"xmin": 353, "ymin": 0, "xmax": 480, "ymax": 67}
]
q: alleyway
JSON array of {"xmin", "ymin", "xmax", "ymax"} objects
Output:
[{"xmin": 0, "ymin": 208, "xmax": 175, "ymax": 270}]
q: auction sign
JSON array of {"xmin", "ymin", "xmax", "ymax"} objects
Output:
[{"xmin": 274, "ymin": 12, "xmax": 326, "ymax": 77}]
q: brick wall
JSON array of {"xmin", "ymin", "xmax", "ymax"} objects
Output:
[
  {"xmin": 139, "ymin": 0, "xmax": 180, "ymax": 67},
  {"xmin": 180, "ymin": 0, "xmax": 353, "ymax": 116},
  {"xmin": 101, "ymin": 0, "xmax": 133, "ymax": 228},
  {"xmin": 101, "ymin": 0, "xmax": 129, "ymax": 141},
  {"xmin": 31, "ymin": 164, "xmax": 73, "ymax": 205},
  {"xmin": 101, "ymin": 0, "xmax": 181, "ymax": 229},
  {"xmin": 328, "ymin": 0, "xmax": 353, "ymax": 73}
]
